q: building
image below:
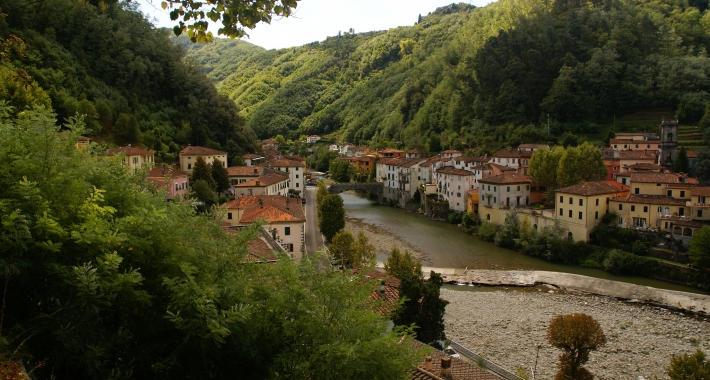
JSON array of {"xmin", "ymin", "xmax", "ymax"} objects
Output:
[
  {"xmin": 306, "ymin": 135, "xmax": 321, "ymax": 144},
  {"xmin": 452, "ymin": 156, "xmax": 488, "ymax": 172},
  {"xmin": 179, "ymin": 146, "xmax": 227, "ymax": 174},
  {"xmin": 439, "ymin": 150, "xmax": 463, "ymax": 159},
  {"xmin": 376, "ymin": 157, "xmax": 427, "ymax": 206},
  {"xmin": 554, "ymin": 181, "xmax": 629, "ymax": 241},
  {"xmin": 609, "ymin": 138, "xmax": 660, "ymax": 151},
  {"xmin": 344, "ymin": 155, "xmax": 377, "ymax": 177},
  {"xmin": 610, "ymin": 194, "xmax": 687, "ymax": 230},
  {"xmin": 659, "ymin": 119, "xmax": 678, "ymax": 167},
  {"xmin": 490, "ymin": 149, "xmax": 530, "ymax": 172},
  {"xmin": 106, "ymin": 145, "xmax": 155, "ymax": 172},
  {"xmin": 75, "ymin": 136, "xmax": 92, "ymax": 151},
  {"xmin": 227, "ymin": 166, "xmax": 267, "ymax": 186},
  {"xmin": 478, "ymin": 173, "xmax": 532, "ymax": 217},
  {"xmin": 618, "ymin": 150, "xmax": 659, "ymax": 174},
  {"xmin": 378, "ymin": 148, "xmax": 405, "ymax": 158},
  {"xmin": 242, "ymin": 153, "xmax": 265, "ymax": 166},
  {"xmin": 621, "ymin": 172, "xmax": 694, "ymax": 196},
  {"xmin": 266, "ymin": 158, "xmax": 306, "ymax": 195},
  {"xmin": 147, "ymin": 165, "xmax": 188, "ymax": 200},
  {"xmin": 435, "ymin": 166, "xmax": 476, "ymax": 212},
  {"xmin": 232, "ymin": 172, "xmax": 289, "ymax": 197},
  {"xmin": 518, "ymin": 143, "xmax": 549, "ymax": 153},
  {"xmin": 223, "ymin": 195, "xmax": 305, "ymax": 258}
]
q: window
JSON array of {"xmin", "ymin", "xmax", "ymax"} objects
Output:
[
  {"xmin": 296, "ymin": 174, "xmax": 299, "ymax": 179},
  {"xmin": 517, "ymin": 185, "xmax": 520, "ymax": 191},
  {"xmin": 667, "ymin": 190, "xmax": 672, "ymax": 197},
  {"xmin": 569, "ymin": 197, "xmax": 573, "ymax": 205},
  {"xmin": 595, "ymin": 211, "xmax": 599, "ymax": 220},
  {"xmin": 579, "ymin": 199, "xmax": 583, "ymax": 206},
  {"xmin": 698, "ymin": 210, "xmax": 703, "ymax": 218},
  {"xmin": 634, "ymin": 188, "xmax": 640, "ymax": 195},
  {"xmin": 296, "ymin": 183, "xmax": 300, "ymax": 188},
  {"xmin": 486, "ymin": 214, "xmax": 490, "ymax": 221},
  {"xmin": 188, "ymin": 163, "xmax": 192, "ymax": 169},
  {"xmin": 285, "ymin": 227, "xmax": 291, "ymax": 236},
  {"xmin": 679, "ymin": 208, "xmax": 685, "ymax": 216},
  {"xmin": 227, "ymin": 212, "xmax": 232, "ymax": 220},
  {"xmin": 507, "ymin": 186, "xmax": 510, "ymax": 192},
  {"xmin": 559, "ymin": 195, "xmax": 563, "ymax": 203},
  {"xmin": 618, "ymin": 204, "xmax": 623, "ymax": 211},
  {"xmin": 559, "ymin": 208, "xmax": 563, "ymax": 216},
  {"xmin": 643, "ymin": 206, "xmax": 648, "ymax": 212},
  {"xmin": 631, "ymin": 205, "xmax": 635, "ymax": 212},
  {"xmin": 568, "ymin": 210, "xmax": 572, "ymax": 218},
  {"xmin": 595, "ymin": 199, "xmax": 599, "ymax": 206},
  {"xmin": 680, "ymin": 191, "xmax": 685, "ymax": 198},
  {"xmin": 578, "ymin": 212, "xmax": 583, "ymax": 220},
  {"xmin": 632, "ymin": 217, "xmax": 647, "ymax": 228}
]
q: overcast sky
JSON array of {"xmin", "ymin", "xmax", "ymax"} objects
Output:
[{"xmin": 137, "ymin": 0, "xmax": 494, "ymax": 50}]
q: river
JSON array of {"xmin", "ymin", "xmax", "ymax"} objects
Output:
[{"xmin": 341, "ymin": 191, "xmax": 703, "ymax": 293}]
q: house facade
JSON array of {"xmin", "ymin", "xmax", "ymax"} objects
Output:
[
  {"xmin": 233, "ymin": 172, "xmax": 289, "ymax": 197},
  {"xmin": 179, "ymin": 146, "xmax": 227, "ymax": 174},
  {"xmin": 147, "ymin": 165, "xmax": 189, "ymax": 200},
  {"xmin": 267, "ymin": 158, "xmax": 306, "ymax": 195},
  {"xmin": 435, "ymin": 166, "xmax": 476, "ymax": 212},
  {"xmin": 554, "ymin": 181, "xmax": 629, "ymax": 241},
  {"xmin": 106, "ymin": 145, "xmax": 155, "ymax": 172}
]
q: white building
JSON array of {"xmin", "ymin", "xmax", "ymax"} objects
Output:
[
  {"xmin": 223, "ymin": 195, "xmax": 305, "ymax": 259},
  {"xmin": 435, "ymin": 166, "xmax": 476, "ymax": 212},
  {"xmin": 479, "ymin": 173, "xmax": 532, "ymax": 210},
  {"xmin": 306, "ymin": 135, "xmax": 321, "ymax": 144},
  {"xmin": 267, "ymin": 158, "xmax": 306, "ymax": 195},
  {"xmin": 232, "ymin": 172, "xmax": 289, "ymax": 197},
  {"xmin": 179, "ymin": 146, "xmax": 227, "ymax": 174}
]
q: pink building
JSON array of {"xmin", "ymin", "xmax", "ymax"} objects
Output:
[{"xmin": 147, "ymin": 166, "xmax": 189, "ymax": 200}]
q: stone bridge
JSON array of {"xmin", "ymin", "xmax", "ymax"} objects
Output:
[{"xmin": 328, "ymin": 182, "xmax": 383, "ymax": 201}]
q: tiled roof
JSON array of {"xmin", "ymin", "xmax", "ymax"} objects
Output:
[
  {"xmin": 479, "ymin": 173, "xmax": 530, "ymax": 184},
  {"xmin": 440, "ymin": 149, "xmax": 462, "ymax": 155},
  {"xmin": 379, "ymin": 148, "xmax": 405, "ymax": 154},
  {"xmin": 227, "ymin": 166, "xmax": 265, "ymax": 177},
  {"xmin": 437, "ymin": 166, "xmax": 474, "ymax": 176},
  {"xmin": 180, "ymin": 145, "xmax": 226, "ymax": 156},
  {"xmin": 456, "ymin": 156, "xmax": 488, "ymax": 164},
  {"xmin": 267, "ymin": 158, "xmax": 306, "ymax": 168},
  {"xmin": 363, "ymin": 270, "xmax": 401, "ymax": 317},
  {"xmin": 630, "ymin": 172, "xmax": 690, "ymax": 184},
  {"xmin": 242, "ymin": 153, "xmax": 264, "ymax": 160},
  {"xmin": 492, "ymin": 148, "xmax": 520, "ymax": 158},
  {"xmin": 245, "ymin": 237, "xmax": 279, "ymax": 263},
  {"xmin": 397, "ymin": 158, "xmax": 427, "ymax": 168},
  {"xmin": 411, "ymin": 341, "xmax": 502, "ymax": 380},
  {"xmin": 556, "ymin": 180, "xmax": 628, "ymax": 196},
  {"xmin": 626, "ymin": 162, "xmax": 662, "ymax": 172},
  {"xmin": 106, "ymin": 145, "xmax": 154, "ymax": 156},
  {"xmin": 234, "ymin": 172, "xmax": 288, "ymax": 187},
  {"xmin": 488, "ymin": 163, "xmax": 516, "ymax": 172},
  {"xmin": 691, "ymin": 186, "xmax": 710, "ymax": 196},
  {"xmin": 225, "ymin": 195, "xmax": 305, "ymax": 223},
  {"xmin": 610, "ymin": 138, "xmax": 659, "ymax": 145},
  {"xmin": 147, "ymin": 165, "xmax": 187, "ymax": 179},
  {"xmin": 379, "ymin": 157, "xmax": 405, "ymax": 166},
  {"xmin": 618, "ymin": 150, "xmax": 657, "ymax": 160},
  {"xmin": 611, "ymin": 194, "xmax": 687, "ymax": 206}
]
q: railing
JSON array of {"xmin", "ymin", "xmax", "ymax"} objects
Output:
[{"xmin": 448, "ymin": 340, "xmax": 523, "ymax": 380}]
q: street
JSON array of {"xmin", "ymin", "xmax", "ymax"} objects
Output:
[{"xmin": 304, "ymin": 186, "xmax": 325, "ymax": 254}]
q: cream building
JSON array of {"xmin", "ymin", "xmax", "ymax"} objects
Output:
[
  {"xmin": 223, "ymin": 195, "xmax": 305, "ymax": 259},
  {"xmin": 435, "ymin": 166, "xmax": 477, "ymax": 212},
  {"xmin": 267, "ymin": 158, "xmax": 306, "ymax": 195},
  {"xmin": 233, "ymin": 172, "xmax": 289, "ymax": 197},
  {"xmin": 106, "ymin": 145, "xmax": 155, "ymax": 172},
  {"xmin": 554, "ymin": 181, "xmax": 629, "ymax": 241},
  {"xmin": 179, "ymin": 146, "xmax": 227, "ymax": 174}
]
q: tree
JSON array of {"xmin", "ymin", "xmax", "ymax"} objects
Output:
[
  {"xmin": 547, "ymin": 313, "xmax": 607, "ymax": 380},
  {"xmin": 211, "ymin": 159, "xmax": 231, "ymax": 193},
  {"xmin": 428, "ymin": 135, "xmax": 442, "ymax": 153},
  {"xmin": 352, "ymin": 231, "xmax": 376, "ymax": 269},
  {"xmin": 689, "ymin": 226, "xmax": 710, "ymax": 269},
  {"xmin": 113, "ymin": 112, "xmax": 141, "ymax": 144},
  {"xmin": 191, "ymin": 157, "xmax": 215, "ymax": 189},
  {"xmin": 191, "ymin": 178, "xmax": 217, "ymax": 208},
  {"xmin": 557, "ymin": 143, "xmax": 606, "ymax": 187},
  {"xmin": 330, "ymin": 159, "xmax": 352, "ymax": 183},
  {"xmin": 692, "ymin": 150, "xmax": 710, "ymax": 184},
  {"xmin": 329, "ymin": 230, "xmax": 355, "ymax": 268},
  {"xmin": 674, "ymin": 146, "xmax": 690, "ymax": 173},
  {"xmin": 385, "ymin": 248, "xmax": 447, "ymax": 343},
  {"xmin": 316, "ymin": 181, "xmax": 328, "ymax": 214},
  {"xmin": 319, "ymin": 194, "xmax": 345, "ymax": 242},
  {"xmin": 667, "ymin": 350, "xmax": 710, "ymax": 380},
  {"xmin": 529, "ymin": 146, "xmax": 564, "ymax": 204}
]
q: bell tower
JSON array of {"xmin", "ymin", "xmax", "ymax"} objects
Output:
[{"xmin": 659, "ymin": 119, "xmax": 678, "ymax": 167}]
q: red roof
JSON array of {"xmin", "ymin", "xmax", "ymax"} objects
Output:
[
  {"xmin": 436, "ymin": 166, "xmax": 474, "ymax": 176},
  {"xmin": 180, "ymin": 145, "xmax": 226, "ymax": 156},
  {"xmin": 245, "ymin": 237, "xmax": 279, "ymax": 263},
  {"xmin": 630, "ymin": 172, "xmax": 691, "ymax": 184},
  {"xmin": 479, "ymin": 173, "xmax": 531, "ymax": 185},
  {"xmin": 106, "ymin": 145, "xmax": 154, "ymax": 156},
  {"xmin": 691, "ymin": 186, "xmax": 710, "ymax": 196},
  {"xmin": 618, "ymin": 150, "xmax": 657, "ymax": 160},
  {"xmin": 147, "ymin": 165, "xmax": 187, "ymax": 179},
  {"xmin": 557, "ymin": 180, "xmax": 628, "ymax": 196},
  {"xmin": 224, "ymin": 195, "xmax": 305, "ymax": 223},
  {"xmin": 411, "ymin": 341, "xmax": 501, "ymax": 380},
  {"xmin": 267, "ymin": 158, "xmax": 306, "ymax": 168},
  {"xmin": 611, "ymin": 194, "xmax": 687, "ymax": 206},
  {"xmin": 234, "ymin": 172, "xmax": 288, "ymax": 187},
  {"xmin": 227, "ymin": 166, "xmax": 265, "ymax": 177}
]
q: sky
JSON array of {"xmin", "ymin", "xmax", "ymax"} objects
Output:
[{"xmin": 137, "ymin": 0, "xmax": 495, "ymax": 50}]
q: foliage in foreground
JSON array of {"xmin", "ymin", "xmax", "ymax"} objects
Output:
[
  {"xmin": 0, "ymin": 105, "xmax": 421, "ymax": 379},
  {"xmin": 667, "ymin": 350, "xmax": 710, "ymax": 380}
]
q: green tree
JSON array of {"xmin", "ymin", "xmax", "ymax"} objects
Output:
[
  {"xmin": 689, "ymin": 226, "xmax": 710, "ymax": 269},
  {"xmin": 529, "ymin": 146, "xmax": 564, "ymax": 203},
  {"xmin": 674, "ymin": 146, "xmax": 690, "ymax": 173},
  {"xmin": 330, "ymin": 159, "xmax": 352, "ymax": 182},
  {"xmin": 557, "ymin": 143, "xmax": 606, "ymax": 187},
  {"xmin": 319, "ymin": 194, "xmax": 345, "ymax": 242},
  {"xmin": 547, "ymin": 313, "xmax": 607, "ymax": 380},
  {"xmin": 352, "ymin": 231, "xmax": 376, "ymax": 269},
  {"xmin": 667, "ymin": 350, "xmax": 710, "ymax": 380},
  {"xmin": 210, "ymin": 159, "xmax": 231, "ymax": 193},
  {"xmin": 384, "ymin": 247, "xmax": 421, "ymax": 280},
  {"xmin": 329, "ymin": 230, "xmax": 355, "ymax": 268},
  {"xmin": 191, "ymin": 178, "xmax": 218, "ymax": 208},
  {"xmin": 495, "ymin": 210, "xmax": 519, "ymax": 248},
  {"xmin": 113, "ymin": 112, "xmax": 141, "ymax": 144},
  {"xmin": 191, "ymin": 157, "xmax": 215, "ymax": 189}
]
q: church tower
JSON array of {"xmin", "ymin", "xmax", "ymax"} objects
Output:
[{"xmin": 659, "ymin": 119, "xmax": 678, "ymax": 167}]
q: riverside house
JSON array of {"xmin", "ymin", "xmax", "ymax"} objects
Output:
[
  {"xmin": 179, "ymin": 145, "xmax": 227, "ymax": 174},
  {"xmin": 554, "ymin": 181, "xmax": 629, "ymax": 241}
]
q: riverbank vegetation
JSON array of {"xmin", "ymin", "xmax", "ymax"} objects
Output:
[{"xmin": 0, "ymin": 105, "xmax": 422, "ymax": 378}]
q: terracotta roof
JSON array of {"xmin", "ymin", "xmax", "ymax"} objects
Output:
[
  {"xmin": 180, "ymin": 145, "xmax": 226, "ymax": 156},
  {"xmin": 411, "ymin": 341, "xmax": 501, "ymax": 380},
  {"xmin": 227, "ymin": 166, "xmax": 265, "ymax": 177},
  {"xmin": 626, "ymin": 162, "xmax": 662, "ymax": 172},
  {"xmin": 456, "ymin": 156, "xmax": 488, "ymax": 164},
  {"xmin": 106, "ymin": 145, "xmax": 154, "ymax": 156},
  {"xmin": 245, "ymin": 237, "xmax": 279, "ymax": 263},
  {"xmin": 618, "ymin": 150, "xmax": 657, "ymax": 160},
  {"xmin": 396, "ymin": 158, "xmax": 427, "ymax": 168},
  {"xmin": 440, "ymin": 149, "xmax": 462, "ymax": 155},
  {"xmin": 557, "ymin": 180, "xmax": 628, "ymax": 196},
  {"xmin": 363, "ymin": 270, "xmax": 401, "ymax": 316},
  {"xmin": 479, "ymin": 173, "xmax": 531, "ymax": 185},
  {"xmin": 691, "ymin": 186, "xmax": 710, "ymax": 196},
  {"xmin": 630, "ymin": 172, "xmax": 690, "ymax": 184},
  {"xmin": 267, "ymin": 158, "xmax": 306, "ymax": 168},
  {"xmin": 147, "ymin": 165, "xmax": 187, "ymax": 179},
  {"xmin": 492, "ymin": 148, "xmax": 520, "ymax": 158},
  {"xmin": 225, "ymin": 195, "xmax": 305, "ymax": 223},
  {"xmin": 234, "ymin": 172, "xmax": 288, "ymax": 187},
  {"xmin": 379, "ymin": 148, "xmax": 405, "ymax": 154},
  {"xmin": 664, "ymin": 217, "xmax": 708, "ymax": 228},
  {"xmin": 437, "ymin": 166, "xmax": 474, "ymax": 176},
  {"xmin": 612, "ymin": 194, "xmax": 687, "ymax": 206},
  {"xmin": 379, "ymin": 157, "xmax": 405, "ymax": 166},
  {"xmin": 488, "ymin": 163, "xmax": 516, "ymax": 172}
]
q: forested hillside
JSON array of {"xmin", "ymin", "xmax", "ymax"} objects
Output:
[
  {"xmin": 185, "ymin": 0, "xmax": 710, "ymax": 152},
  {"xmin": 0, "ymin": 0, "xmax": 256, "ymax": 162}
]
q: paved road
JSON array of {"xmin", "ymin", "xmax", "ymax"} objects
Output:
[{"xmin": 304, "ymin": 186, "xmax": 324, "ymax": 254}]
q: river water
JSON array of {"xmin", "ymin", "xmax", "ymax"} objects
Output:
[{"xmin": 341, "ymin": 192, "xmax": 702, "ymax": 293}]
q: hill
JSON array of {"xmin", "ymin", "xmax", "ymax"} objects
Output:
[
  {"xmin": 0, "ymin": 0, "xmax": 256, "ymax": 162},
  {"xmin": 184, "ymin": 0, "xmax": 710, "ymax": 153}
]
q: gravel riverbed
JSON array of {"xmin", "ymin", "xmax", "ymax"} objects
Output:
[{"xmin": 442, "ymin": 287, "xmax": 710, "ymax": 380}]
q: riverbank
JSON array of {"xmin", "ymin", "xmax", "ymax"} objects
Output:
[
  {"xmin": 442, "ymin": 287, "xmax": 710, "ymax": 380},
  {"xmin": 345, "ymin": 216, "xmax": 428, "ymax": 264}
]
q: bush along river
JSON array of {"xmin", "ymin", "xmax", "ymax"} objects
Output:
[{"xmin": 340, "ymin": 192, "xmax": 705, "ymax": 294}]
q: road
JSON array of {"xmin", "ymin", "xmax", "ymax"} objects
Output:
[{"xmin": 304, "ymin": 186, "xmax": 324, "ymax": 254}]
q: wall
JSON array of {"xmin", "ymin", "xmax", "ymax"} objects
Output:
[{"xmin": 180, "ymin": 154, "xmax": 228, "ymax": 173}]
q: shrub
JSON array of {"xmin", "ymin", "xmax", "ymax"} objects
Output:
[
  {"xmin": 667, "ymin": 350, "xmax": 710, "ymax": 380},
  {"xmin": 602, "ymin": 249, "xmax": 647, "ymax": 275},
  {"xmin": 548, "ymin": 314, "xmax": 606, "ymax": 380},
  {"xmin": 447, "ymin": 211, "xmax": 463, "ymax": 224},
  {"xmin": 477, "ymin": 222, "xmax": 498, "ymax": 242}
]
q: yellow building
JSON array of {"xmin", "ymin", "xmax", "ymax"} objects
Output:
[
  {"xmin": 106, "ymin": 145, "xmax": 155, "ymax": 172},
  {"xmin": 610, "ymin": 194, "xmax": 687, "ymax": 230},
  {"xmin": 689, "ymin": 186, "xmax": 710, "ymax": 222},
  {"xmin": 554, "ymin": 181, "xmax": 629, "ymax": 241},
  {"xmin": 622, "ymin": 172, "xmax": 695, "ymax": 196},
  {"xmin": 179, "ymin": 146, "xmax": 227, "ymax": 174}
]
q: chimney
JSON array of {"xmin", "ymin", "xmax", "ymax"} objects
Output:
[{"xmin": 440, "ymin": 357, "xmax": 453, "ymax": 380}]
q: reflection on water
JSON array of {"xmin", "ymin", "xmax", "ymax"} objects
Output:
[{"xmin": 341, "ymin": 192, "xmax": 701, "ymax": 293}]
